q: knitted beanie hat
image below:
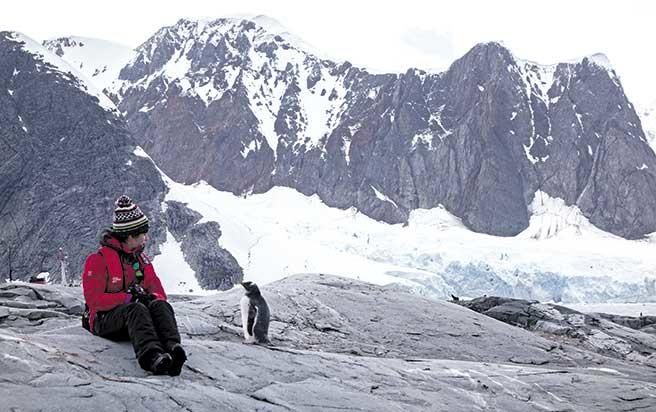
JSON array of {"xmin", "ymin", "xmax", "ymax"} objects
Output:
[{"xmin": 111, "ymin": 195, "xmax": 149, "ymax": 234}]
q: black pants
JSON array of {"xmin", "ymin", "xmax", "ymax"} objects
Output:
[{"xmin": 94, "ymin": 300, "xmax": 181, "ymax": 369}]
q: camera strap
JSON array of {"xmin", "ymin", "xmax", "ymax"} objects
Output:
[{"xmin": 132, "ymin": 254, "xmax": 144, "ymax": 284}]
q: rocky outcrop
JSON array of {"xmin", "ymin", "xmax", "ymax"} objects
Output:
[
  {"xmin": 2, "ymin": 275, "xmax": 655, "ymax": 411},
  {"xmin": 164, "ymin": 201, "xmax": 243, "ymax": 290},
  {"xmin": 456, "ymin": 296, "xmax": 656, "ymax": 367},
  {"xmin": 110, "ymin": 19, "xmax": 656, "ymax": 238},
  {"xmin": 595, "ymin": 312, "xmax": 656, "ymax": 330}
]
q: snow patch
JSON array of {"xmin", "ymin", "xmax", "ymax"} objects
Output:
[
  {"xmin": 342, "ymin": 136, "xmax": 352, "ymax": 165},
  {"xmin": 133, "ymin": 146, "xmax": 150, "ymax": 158},
  {"xmin": 517, "ymin": 60, "xmax": 557, "ymax": 106},
  {"xmin": 17, "ymin": 115, "xmax": 27, "ymax": 132},
  {"xmin": 412, "ymin": 109, "xmax": 452, "ymax": 148},
  {"xmin": 638, "ymin": 101, "xmax": 656, "ymax": 151},
  {"xmin": 42, "ymin": 36, "xmax": 136, "ymax": 92},
  {"xmin": 368, "ymin": 87, "xmax": 380, "ymax": 100},
  {"xmin": 411, "ymin": 131, "xmax": 435, "ymax": 150},
  {"xmin": 241, "ymin": 139, "xmax": 261, "ymax": 158},
  {"xmin": 519, "ymin": 191, "xmax": 618, "ymax": 240},
  {"xmin": 296, "ymin": 63, "xmax": 348, "ymax": 153},
  {"xmin": 523, "ymin": 137, "xmax": 539, "ymax": 164},
  {"xmin": 370, "ymin": 185, "xmax": 398, "ymax": 208},
  {"xmin": 152, "ymin": 231, "xmax": 210, "ymax": 295}
]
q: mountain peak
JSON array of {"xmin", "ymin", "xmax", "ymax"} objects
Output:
[
  {"xmin": 449, "ymin": 40, "xmax": 516, "ymax": 76},
  {"xmin": 582, "ymin": 52, "xmax": 614, "ymax": 71},
  {"xmin": 460, "ymin": 41, "xmax": 515, "ymax": 65},
  {"xmin": 3, "ymin": 31, "xmax": 116, "ymax": 111}
]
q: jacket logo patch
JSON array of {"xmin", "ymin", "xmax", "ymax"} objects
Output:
[{"xmin": 111, "ymin": 276, "xmax": 122, "ymax": 284}]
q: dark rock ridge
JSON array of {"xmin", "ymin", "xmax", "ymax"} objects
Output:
[
  {"xmin": 164, "ymin": 201, "xmax": 242, "ymax": 290},
  {"xmin": 2, "ymin": 274, "xmax": 656, "ymax": 411},
  {"xmin": 41, "ymin": 36, "xmax": 83, "ymax": 57},
  {"xmin": 111, "ymin": 18, "xmax": 656, "ymax": 238},
  {"xmin": 0, "ymin": 32, "xmax": 241, "ymax": 288},
  {"xmin": 456, "ymin": 295, "xmax": 656, "ymax": 367}
]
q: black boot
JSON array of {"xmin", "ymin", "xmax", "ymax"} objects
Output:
[
  {"xmin": 150, "ymin": 352, "xmax": 172, "ymax": 375},
  {"xmin": 167, "ymin": 343, "xmax": 187, "ymax": 376}
]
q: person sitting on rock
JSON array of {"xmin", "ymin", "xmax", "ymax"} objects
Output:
[{"xmin": 82, "ymin": 195, "xmax": 187, "ymax": 376}]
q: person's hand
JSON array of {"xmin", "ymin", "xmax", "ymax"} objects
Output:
[
  {"xmin": 127, "ymin": 284, "xmax": 153, "ymax": 304},
  {"xmin": 137, "ymin": 293, "xmax": 156, "ymax": 305}
]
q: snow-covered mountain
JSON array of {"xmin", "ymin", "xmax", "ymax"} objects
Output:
[
  {"xmin": 5, "ymin": 23, "xmax": 656, "ymax": 304},
  {"xmin": 42, "ymin": 36, "xmax": 136, "ymax": 92},
  {"xmin": 105, "ymin": 17, "xmax": 656, "ymax": 240}
]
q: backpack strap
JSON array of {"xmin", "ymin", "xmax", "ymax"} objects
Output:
[
  {"xmin": 98, "ymin": 246, "xmax": 146, "ymax": 286},
  {"xmin": 98, "ymin": 247, "xmax": 126, "ymax": 290}
]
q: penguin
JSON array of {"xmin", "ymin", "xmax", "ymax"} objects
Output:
[{"xmin": 240, "ymin": 281, "xmax": 271, "ymax": 344}]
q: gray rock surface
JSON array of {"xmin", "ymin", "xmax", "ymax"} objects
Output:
[
  {"xmin": 2, "ymin": 274, "xmax": 655, "ymax": 411},
  {"xmin": 111, "ymin": 19, "xmax": 656, "ymax": 239}
]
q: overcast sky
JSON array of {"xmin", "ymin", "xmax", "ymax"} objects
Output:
[{"xmin": 2, "ymin": 0, "xmax": 654, "ymax": 106}]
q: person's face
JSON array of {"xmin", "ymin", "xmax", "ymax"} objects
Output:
[{"xmin": 126, "ymin": 232, "xmax": 148, "ymax": 250}]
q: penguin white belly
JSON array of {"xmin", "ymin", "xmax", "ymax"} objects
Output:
[{"xmin": 240, "ymin": 295, "xmax": 256, "ymax": 343}]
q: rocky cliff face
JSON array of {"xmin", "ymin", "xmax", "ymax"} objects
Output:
[
  {"xmin": 0, "ymin": 31, "xmax": 165, "ymax": 281},
  {"xmin": 2, "ymin": 274, "xmax": 655, "ymax": 411},
  {"xmin": 0, "ymin": 32, "xmax": 242, "ymax": 288},
  {"xmin": 110, "ymin": 18, "xmax": 656, "ymax": 239}
]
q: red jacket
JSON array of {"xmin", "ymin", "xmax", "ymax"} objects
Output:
[{"xmin": 82, "ymin": 233, "xmax": 167, "ymax": 332}]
